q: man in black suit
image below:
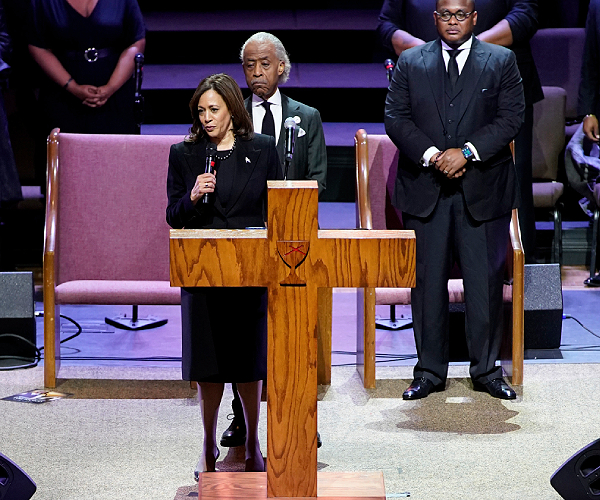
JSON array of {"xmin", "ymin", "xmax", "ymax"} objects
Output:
[
  {"xmin": 378, "ymin": 0, "xmax": 541, "ymax": 263},
  {"xmin": 385, "ymin": 0, "xmax": 525, "ymax": 400},
  {"xmin": 218, "ymin": 32, "xmax": 328, "ymax": 448},
  {"xmin": 241, "ymin": 32, "xmax": 327, "ymax": 195}
]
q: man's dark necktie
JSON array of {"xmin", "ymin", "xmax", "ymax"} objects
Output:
[
  {"xmin": 448, "ymin": 49, "xmax": 461, "ymax": 88},
  {"xmin": 261, "ymin": 101, "xmax": 276, "ymax": 137}
]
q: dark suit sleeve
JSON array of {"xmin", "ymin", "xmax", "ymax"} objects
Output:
[
  {"xmin": 166, "ymin": 143, "xmax": 203, "ymax": 229},
  {"xmin": 578, "ymin": 0, "xmax": 599, "ymax": 116},
  {"xmin": 504, "ymin": 0, "xmax": 539, "ymax": 44},
  {"xmin": 0, "ymin": 0, "xmax": 11, "ymax": 79},
  {"xmin": 305, "ymin": 107, "xmax": 327, "ymax": 194},
  {"xmin": 377, "ymin": 0, "xmax": 404, "ymax": 54},
  {"xmin": 468, "ymin": 50, "xmax": 525, "ymax": 162},
  {"xmin": 384, "ymin": 51, "xmax": 437, "ymax": 165}
]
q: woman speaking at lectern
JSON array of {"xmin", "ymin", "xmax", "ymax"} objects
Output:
[{"xmin": 166, "ymin": 73, "xmax": 281, "ymax": 478}]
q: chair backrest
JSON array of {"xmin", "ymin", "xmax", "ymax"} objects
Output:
[
  {"xmin": 355, "ymin": 130, "xmax": 402, "ymax": 230},
  {"xmin": 54, "ymin": 133, "xmax": 183, "ymax": 285},
  {"xmin": 530, "ymin": 28, "xmax": 585, "ymax": 119},
  {"xmin": 532, "ymin": 86, "xmax": 567, "ymax": 180}
]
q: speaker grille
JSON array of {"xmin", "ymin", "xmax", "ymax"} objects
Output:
[{"xmin": 0, "ymin": 273, "xmax": 34, "ymax": 319}]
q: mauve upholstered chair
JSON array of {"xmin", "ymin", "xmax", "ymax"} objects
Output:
[
  {"xmin": 354, "ymin": 129, "xmax": 524, "ymax": 389},
  {"xmin": 43, "ymin": 130, "xmax": 183, "ymax": 387},
  {"xmin": 531, "ymin": 87, "xmax": 567, "ymax": 264},
  {"xmin": 43, "ymin": 130, "xmax": 334, "ymax": 389}
]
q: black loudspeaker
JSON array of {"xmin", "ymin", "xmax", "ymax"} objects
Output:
[
  {"xmin": 524, "ymin": 263, "xmax": 563, "ymax": 350},
  {"xmin": 0, "ymin": 272, "xmax": 36, "ymax": 367},
  {"xmin": 0, "ymin": 452, "xmax": 36, "ymax": 500},
  {"xmin": 551, "ymin": 438, "xmax": 600, "ymax": 499}
]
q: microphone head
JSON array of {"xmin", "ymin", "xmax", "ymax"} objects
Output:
[
  {"xmin": 135, "ymin": 53, "xmax": 144, "ymax": 64},
  {"xmin": 384, "ymin": 59, "xmax": 394, "ymax": 70},
  {"xmin": 284, "ymin": 117, "xmax": 296, "ymax": 130},
  {"xmin": 206, "ymin": 143, "xmax": 217, "ymax": 154}
]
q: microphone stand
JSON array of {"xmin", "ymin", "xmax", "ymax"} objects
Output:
[{"xmin": 133, "ymin": 53, "xmax": 144, "ymax": 135}]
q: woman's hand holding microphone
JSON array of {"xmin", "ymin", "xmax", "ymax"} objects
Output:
[{"xmin": 191, "ymin": 172, "xmax": 217, "ymax": 205}]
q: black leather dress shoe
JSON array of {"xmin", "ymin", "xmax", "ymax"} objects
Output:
[
  {"xmin": 220, "ymin": 415, "xmax": 246, "ymax": 447},
  {"xmin": 402, "ymin": 377, "xmax": 443, "ymax": 400},
  {"xmin": 584, "ymin": 273, "xmax": 600, "ymax": 287},
  {"xmin": 473, "ymin": 378, "xmax": 517, "ymax": 400}
]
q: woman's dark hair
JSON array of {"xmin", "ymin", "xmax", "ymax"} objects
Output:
[{"xmin": 187, "ymin": 73, "xmax": 253, "ymax": 143}]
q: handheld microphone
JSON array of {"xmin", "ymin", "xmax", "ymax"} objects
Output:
[
  {"xmin": 384, "ymin": 58, "xmax": 395, "ymax": 82},
  {"xmin": 203, "ymin": 143, "xmax": 217, "ymax": 204},
  {"xmin": 134, "ymin": 53, "xmax": 144, "ymax": 129}
]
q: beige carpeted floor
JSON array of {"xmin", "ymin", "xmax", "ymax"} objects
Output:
[{"xmin": 1, "ymin": 362, "xmax": 599, "ymax": 500}]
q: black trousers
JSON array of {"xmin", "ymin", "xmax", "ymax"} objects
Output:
[{"xmin": 403, "ymin": 187, "xmax": 511, "ymax": 385}]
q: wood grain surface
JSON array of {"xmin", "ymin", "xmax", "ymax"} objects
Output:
[
  {"xmin": 197, "ymin": 471, "xmax": 386, "ymax": 499},
  {"xmin": 169, "ymin": 181, "xmax": 414, "ymax": 498}
]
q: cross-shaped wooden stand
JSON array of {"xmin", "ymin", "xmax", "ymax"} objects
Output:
[{"xmin": 170, "ymin": 181, "xmax": 415, "ymax": 499}]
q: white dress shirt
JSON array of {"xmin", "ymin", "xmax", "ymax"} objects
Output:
[{"xmin": 251, "ymin": 88, "xmax": 283, "ymax": 145}]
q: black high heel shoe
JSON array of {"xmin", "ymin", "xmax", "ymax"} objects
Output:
[{"xmin": 194, "ymin": 448, "xmax": 220, "ymax": 481}]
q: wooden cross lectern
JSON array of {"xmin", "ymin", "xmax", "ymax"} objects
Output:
[{"xmin": 170, "ymin": 181, "xmax": 415, "ymax": 499}]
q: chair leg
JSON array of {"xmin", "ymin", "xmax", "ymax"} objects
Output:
[
  {"xmin": 556, "ymin": 208, "xmax": 562, "ymax": 266},
  {"xmin": 592, "ymin": 210, "xmax": 599, "ymax": 277},
  {"xmin": 552, "ymin": 208, "xmax": 561, "ymax": 265},
  {"xmin": 356, "ymin": 287, "xmax": 376, "ymax": 389}
]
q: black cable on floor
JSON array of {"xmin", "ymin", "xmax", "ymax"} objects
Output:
[
  {"xmin": 0, "ymin": 334, "xmax": 42, "ymax": 370},
  {"xmin": 563, "ymin": 314, "xmax": 600, "ymax": 341}
]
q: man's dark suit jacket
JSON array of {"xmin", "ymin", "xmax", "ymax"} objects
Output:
[
  {"xmin": 245, "ymin": 93, "xmax": 327, "ymax": 195},
  {"xmin": 579, "ymin": 0, "xmax": 600, "ymax": 117},
  {"xmin": 166, "ymin": 134, "xmax": 281, "ymax": 230},
  {"xmin": 384, "ymin": 37, "xmax": 525, "ymax": 221},
  {"xmin": 377, "ymin": 0, "xmax": 543, "ymax": 105}
]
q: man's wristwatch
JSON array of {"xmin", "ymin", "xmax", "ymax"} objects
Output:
[{"xmin": 462, "ymin": 144, "xmax": 474, "ymax": 160}]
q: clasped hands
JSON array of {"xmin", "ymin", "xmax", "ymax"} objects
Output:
[
  {"xmin": 432, "ymin": 148, "xmax": 467, "ymax": 179},
  {"xmin": 70, "ymin": 83, "xmax": 116, "ymax": 108},
  {"xmin": 191, "ymin": 172, "xmax": 217, "ymax": 205}
]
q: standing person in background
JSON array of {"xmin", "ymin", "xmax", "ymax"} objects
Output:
[
  {"xmin": 378, "ymin": 0, "xmax": 542, "ymax": 263},
  {"xmin": 385, "ymin": 0, "xmax": 525, "ymax": 400},
  {"xmin": 28, "ymin": 0, "xmax": 146, "ymax": 135},
  {"xmin": 216, "ymin": 31, "xmax": 328, "ymax": 451},
  {"xmin": 241, "ymin": 32, "xmax": 327, "ymax": 195},
  {"xmin": 0, "ymin": 0, "xmax": 21, "ymax": 211},
  {"xmin": 0, "ymin": 0, "xmax": 23, "ymax": 270},
  {"xmin": 578, "ymin": 0, "xmax": 600, "ymax": 286}
]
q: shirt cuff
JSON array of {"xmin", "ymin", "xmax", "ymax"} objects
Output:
[
  {"xmin": 465, "ymin": 142, "xmax": 481, "ymax": 161},
  {"xmin": 421, "ymin": 146, "xmax": 441, "ymax": 167}
]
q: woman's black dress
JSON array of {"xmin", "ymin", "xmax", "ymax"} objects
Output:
[
  {"xmin": 166, "ymin": 135, "xmax": 282, "ymax": 383},
  {"xmin": 29, "ymin": 0, "xmax": 145, "ymax": 134}
]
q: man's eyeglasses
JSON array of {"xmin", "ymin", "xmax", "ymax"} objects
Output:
[{"xmin": 435, "ymin": 10, "xmax": 474, "ymax": 22}]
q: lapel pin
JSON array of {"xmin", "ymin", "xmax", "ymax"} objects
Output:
[{"xmin": 245, "ymin": 157, "xmax": 251, "ymax": 163}]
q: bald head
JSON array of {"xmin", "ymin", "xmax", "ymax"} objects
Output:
[{"xmin": 436, "ymin": 0, "xmax": 474, "ymax": 9}]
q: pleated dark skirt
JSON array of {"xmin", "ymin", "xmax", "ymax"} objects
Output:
[{"xmin": 181, "ymin": 287, "xmax": 267, "ymax": 383}]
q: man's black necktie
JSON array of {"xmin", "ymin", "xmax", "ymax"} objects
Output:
[
  {"xmin": 261, "ymin": 101, "xmax": 276, "ymax": 137},
  {"xmin": 448, "ymin": 49, "xmax": 460, "ymax": 88}
]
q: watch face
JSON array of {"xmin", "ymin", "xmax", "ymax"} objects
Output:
[{"xmin": 462, "ymin": 146, "xmax": 473, "ymax": 159}]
